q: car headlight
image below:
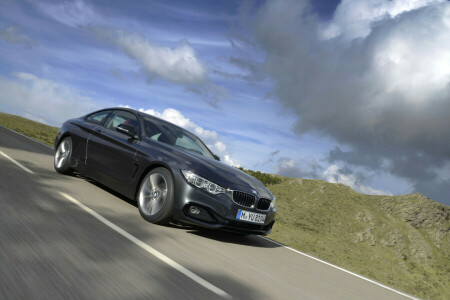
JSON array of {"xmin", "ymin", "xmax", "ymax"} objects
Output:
[{"xmin": 181, "ymin": 170, "xmax": 227, "ymax": 195}]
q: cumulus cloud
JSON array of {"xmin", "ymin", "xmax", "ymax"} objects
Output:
[
  {"xmin": 95, "ymin": 28, "xmax": 206, "ymax": 85},
  {"xmin": 275, "ymin": 157, "xmax": 323, "ymax": 178},
  {"xmin": 127, "ymin": 107, "xmax": 239, "ymax": 167},
  {"xmin": 274, "ymin": 158, "xmax": 299, "ymax": 177},
  {"xmin": 93, "ymin": 27, "xmax": 228, "ymax": 106},
  {"xmin": 254, "ymin": 0, "xmax": 450, "ymax": 203},
  {"xmin": 320, "ymin": 0, "xmax": 445, "ymax": 40},
  {"xmin": 0, "ymin": 73, "xmax": 101, "ymax": 125},
  {"xmin": 323, "ymin": 164, "xmax": 391, "ymax": 195},
  {"xmin": 0, "ymin": 26, "xmax": 36, "ymax": 48},
  {"xmin": 274, "ymin": 156, "xmax": 389, "ymax": 195}
]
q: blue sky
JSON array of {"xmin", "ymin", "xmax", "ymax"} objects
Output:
[{"xmin": 1, "ymin": 0, "xmax": 449, "ymax": 204}]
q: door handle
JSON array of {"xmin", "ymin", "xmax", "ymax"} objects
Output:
[{"xmin": 95, "ymin": 128, "xmax": 101, "ymax": 133}]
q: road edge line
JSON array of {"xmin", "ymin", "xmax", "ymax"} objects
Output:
[
  {"xmin": 258, "ymin": 236, "xmax": 419, "ymax": 300},
  {"xmin": 0, "ymin": 150, "xmax": 35, "ymax": 174},
  {"xmin": 59, "ymin": 192, "xmax": 232, "ymax": 299}
]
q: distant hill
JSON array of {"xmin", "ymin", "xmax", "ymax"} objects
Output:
[{"xmin": 1, "ymin": 112, "xmax": 448, "ymax": 299}]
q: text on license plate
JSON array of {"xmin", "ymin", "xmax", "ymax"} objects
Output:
[{"xmin": 236, "ymin": 209, "xmax": 266, "ymax": 224}]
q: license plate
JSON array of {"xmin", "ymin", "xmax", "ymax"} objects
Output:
[{"xmin": 236, "ymin": 209, "xmax": 266, "ymax": 224}]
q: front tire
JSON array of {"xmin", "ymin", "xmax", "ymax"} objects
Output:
[
  {"xmin": 54, "ymin": 136, "xmax": 73, "ymax": 174},
  {"xmin": 137, "ymin": 167, "xmax": 174, "ymax": 225}
]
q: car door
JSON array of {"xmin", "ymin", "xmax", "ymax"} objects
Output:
[
  {"xmin": 86, "ymin": 110, "xmax": 141, "ymax": 195},
  {"xmin": 71, "ymin": 110, "xmax": 113, "ymax": 167}
]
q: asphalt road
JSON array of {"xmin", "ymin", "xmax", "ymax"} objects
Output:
[{"xmin": 0, "ymin": 125, "xmax": 416, "ymax": 300}]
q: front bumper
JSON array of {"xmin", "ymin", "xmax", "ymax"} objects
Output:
[{"xmin": 172, "ymin": 173, "xmax": 277, "ymax": 235}]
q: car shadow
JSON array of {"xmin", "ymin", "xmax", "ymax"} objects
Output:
[
  {"xmin": 72, "ymin": 172, "xmax": 138, "ymax": 208},
  {"xmin": 184, "ymin": 227, "xmax": 280, "ymax": 248}
]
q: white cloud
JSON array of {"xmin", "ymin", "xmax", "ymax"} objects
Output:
[
  {"xmin": 0, "ymin": 73, "xmax": 102, "ymax": 125},
  {"xmin": 320, "ymin": 0, "xmax": 445, "ymax": 40},
  {"xmin": 94, "ymin": 27, "xmax": 228, "ymax": 106},
  {"xmin": 0, "ymin": 26, "xmax": 36, "ymax": 47},
  {"xmin": 137, "ymin": 107, "xmax": 240, "ymax": 167},
  {"xmin": 95, "ymin": 28, "xmax": 207, "ymax": 85},
  {"xmin": 272, "ymin": 156, "xmax": 390, "ymax": 195},
  {"xmin": 323, "ymin": 164, "xmax": 391, "ymax": 195},
  {"xmin": 36, "ymin": 0, "xmax": 101, "ymax": 28},
  {"xmin": 275, "ymin": 158, "xmax": 297, "ymax": 174}
]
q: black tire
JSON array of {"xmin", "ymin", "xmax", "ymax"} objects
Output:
[
  {"xmin": 137, "ymin": 167, "xmax": 174, "ymax": 224},
  {"xmin": 54, "ymin": 136, "xmax": 73, "ymax": 174}
]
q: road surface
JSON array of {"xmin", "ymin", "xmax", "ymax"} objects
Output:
[{"xmin": 0, "ymin": 125, "xmax": 416, "ymax": 299}]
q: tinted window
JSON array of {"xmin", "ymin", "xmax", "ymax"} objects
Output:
[
  {"xmin": 104, "ymin": 110, "xmax": 139, "ymax": 132},
  {"xmin": 86, "ymin": 110, "xmax": 111, "ymax": 125},
  {"xmin": 175, "ymin": 135, "xmax": 206, "ymax": 156},
  {"xmin": 142, "ymin": 115, "xmax": 213, "ymax": 159}
]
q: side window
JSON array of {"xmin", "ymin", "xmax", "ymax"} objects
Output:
[
  {"xmin": 86, "ymin": 110, "xmax": 111, "ymax": 125},
  {"xmin": 104, "ymin": 110, "xmax": 139, "ymax": 132},
  {"xmin": 175, "ymin": 135, "xmax": 204, "ymax": 155},
  {"xmin": 144, "ymin": 119, "xmax": 163, "ymax": 140},
  {"xmin": 144, "ymin": 119, "xmax": 174, "ymax": 144}
]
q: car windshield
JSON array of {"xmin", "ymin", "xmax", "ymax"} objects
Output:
[{"xmin": 142, "ymin": 115, "xmax": 215, "ymax": 159}]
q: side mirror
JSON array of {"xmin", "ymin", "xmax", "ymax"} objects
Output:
[
  {"xmin": 117, "ymin": 123, "xmax": 138, "ymax": 139},
  {"xmin": 213, "ymin": 154, "xmax": 220, "ymax": 161}
]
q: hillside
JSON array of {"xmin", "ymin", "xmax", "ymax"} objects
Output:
[
  {"xmin": 1, "ymin": 112, "xmax": 449, "ymax": 299},
  {"xmin": 266, "ymin": 178, "xmax": 449, "ymax": 300}
]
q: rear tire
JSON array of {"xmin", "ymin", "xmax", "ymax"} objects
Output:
[
  {"xmin": 54, "ymin": 136, "xmax": 73, "ymax": 174},
  {"xmin": 137, "ymin": 167, "xmax": 174, "ymax": 224}
]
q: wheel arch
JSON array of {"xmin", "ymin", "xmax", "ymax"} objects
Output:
[{"xmin": 55, "ymin": 132, "xmax": 71, "ymax": 151}]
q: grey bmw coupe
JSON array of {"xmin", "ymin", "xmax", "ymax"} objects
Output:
[{"xmin": 54, "ymin": 107, "xmax": 277, "ymax": 235}]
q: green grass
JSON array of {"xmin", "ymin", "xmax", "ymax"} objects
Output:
[
  {"xmin": 0, "ymin": 112, "xmax": 58, "ymax": 146},
  {"xmin": 266, "ymin": 178, "xmax": 449, "ymax": 300},
  {"xmin": 1, "ymin": 112, "xmax": 449, "ymax": 299}
]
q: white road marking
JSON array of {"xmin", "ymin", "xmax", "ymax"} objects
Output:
[
  {"xmin": 59, "ymin": 192, "xmax": 232, "ymax": 299},
  {"xmin": 2, "ymin": 127, "xmax": 420, "ymax": 299},
  {"xmin": 258, "ymin": 236, "xmax": 418, "ymax": 300},
  {"xmin": 0, "ymin": 150, "xmax": 35, "ymax": 174}
]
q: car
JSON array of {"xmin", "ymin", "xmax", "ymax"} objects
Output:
[{"xmin": 54, "ymin": 107, "xmax": 277, "ymax": 235}]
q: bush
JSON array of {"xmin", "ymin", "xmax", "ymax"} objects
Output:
[{"xmin": 238, "ymin": 167, "xmax": 282, "ymax": 185}]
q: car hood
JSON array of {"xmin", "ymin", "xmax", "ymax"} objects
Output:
[{"xmin": 180, "ymin": 149, "xmax": 273, "ymax": 199}]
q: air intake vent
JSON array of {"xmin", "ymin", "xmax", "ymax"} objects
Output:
[
  {"xmin": 232, "ymin": 191, "xmax": 256, "ymax": 208},
  {"xmin": 257, "ymin": 198, "xmax": 271, "ymax": 210}
]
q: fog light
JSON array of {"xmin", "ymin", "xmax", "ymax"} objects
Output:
[{"xmin": 189, "ymin": 206, "xmax": 201, "ymax": 215}]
